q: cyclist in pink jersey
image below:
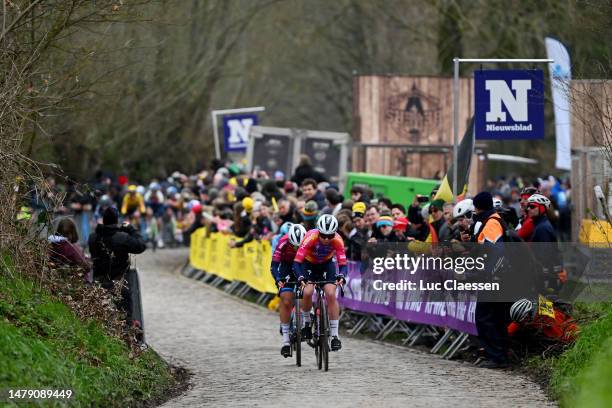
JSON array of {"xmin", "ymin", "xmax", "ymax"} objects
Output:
[
  {"xmin": 293, "ymin": 214, "xmax": 346, "ymax": 351},
  {"xmin": 271, "ymin": 224, "xmax": 307, "ymax": 357}
]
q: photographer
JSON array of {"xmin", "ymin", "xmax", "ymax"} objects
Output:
[
  {"xmin": 88, "ymin": 207, "xmax": 146, "ymax": 325},
  {"xmin": 452, "ymin": 199, "xmax": 474, "ymax": 243}
]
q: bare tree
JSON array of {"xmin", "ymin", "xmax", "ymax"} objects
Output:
[
  {"xmin": 0, "ymin": 0, "xmax": 154, "ymax": 266},
  {"xmin": 5, "ymin": 0, "xmax": 610, "ymax": 179}
]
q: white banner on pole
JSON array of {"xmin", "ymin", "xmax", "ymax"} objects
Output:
[{"xmin": 545, "ymin": 37, "xmax": 572, "ymax": 170}]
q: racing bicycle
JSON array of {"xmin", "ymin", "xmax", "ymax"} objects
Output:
[{"xmin": 306, "ymin": 280, "xmax": 344, "ymax": 372}]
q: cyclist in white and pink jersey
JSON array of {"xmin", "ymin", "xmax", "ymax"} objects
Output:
[{"xmin": 293, "ymin": 214, "xmax": 346, "ymax": 351}]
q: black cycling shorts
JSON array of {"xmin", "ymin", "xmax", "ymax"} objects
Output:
[{"xmin": 303, "ymin": 260, "xmax": 337, "ymax": 285}]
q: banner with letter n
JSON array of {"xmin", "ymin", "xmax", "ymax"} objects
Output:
[
  {"xmin": 474, "ymin": 69, "xmax": 544, "ymax": 140},
  {"xmin": 223, "ymin": 114, "xmax": 258, "ymax": 152}
]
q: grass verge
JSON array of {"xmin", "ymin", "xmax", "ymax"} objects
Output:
[
  {"xmin": 0, "ymin": 268, "xmax": 178, "ymax": 407},
  {"xmin": 527, "ymin": 302, "xmax": 612, "ymax": 407}
]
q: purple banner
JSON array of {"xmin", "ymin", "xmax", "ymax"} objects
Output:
[
  {"xmin": 340, "ymin": 262, "xmax": 478, "ymax": 335},
  {"xmin": 342, "ymin": 262, "xmax": 394, "ymax": 316}
]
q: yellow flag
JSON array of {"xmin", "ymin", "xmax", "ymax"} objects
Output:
[
  {"xmin": 537, "ymin": 295, "xmax": 555, "ymax": 318},
  {"xmin": 433, "ymin": 117, "xmax": 474, "ymax": 203}
]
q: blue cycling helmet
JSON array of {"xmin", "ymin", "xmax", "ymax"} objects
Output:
[{"xmin": 279, "ymin": 222, "xmax": 293, "ymax": 236}]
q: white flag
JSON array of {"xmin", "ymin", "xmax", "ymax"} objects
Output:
[{"xmin": 545, "ymin": 37, "xmax": 572, "ymax": 170}]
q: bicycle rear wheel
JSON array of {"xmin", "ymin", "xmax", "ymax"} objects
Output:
[
  {"xmin": 320, "ymin": 296, "xmax": 329, "ymax": 372},
  {"xmin": 295, "ymin": 297, "xmax": 301, "ymax": 367}
]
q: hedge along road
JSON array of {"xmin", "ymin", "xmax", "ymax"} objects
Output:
[{"xmin": 136, "ymin": 248, "xmax": 554, "ymax": 408}]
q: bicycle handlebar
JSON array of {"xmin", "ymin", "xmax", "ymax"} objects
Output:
[
  {"xmin": 281, "ymin": 277, "xmax": 345, "ymax": 297},
  {"xmin": 307, "ymin": 280, "xmax": 345, "ymax": 298}
]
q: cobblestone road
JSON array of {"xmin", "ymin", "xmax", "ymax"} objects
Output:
[{"xmin": 136, "ymin": 249, "xmax": 554, "ymax": 408}]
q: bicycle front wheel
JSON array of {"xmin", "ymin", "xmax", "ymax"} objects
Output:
[
  {"xmin": 315, "ymin": 305, "xmax": 322, "ymax": 370},
  {"xmin": 320, "ymin": 297, "xmax": 329, "ymax": 372}
]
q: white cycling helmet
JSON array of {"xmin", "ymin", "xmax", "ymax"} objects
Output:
[
  {"xmin": 453, "ymin": 199, "xmax": 474, "ymax": 219},
  {"xmin": 316, "ymin": 214, "xmax": 338, "ymax": 235},
  {"xmin": 493, "ymin": 197, "xmax": 503, "ymax": 210},
  {"xmin": 288, "ymin": 224, "xmax": 307, "ymax": 246},
  {"xmin": 510, "ymin": 298, "xmax": 534, "ymax": 322},
  {"xmin": 527, "ymin": 194, "xmax": 551, "ymax": 209},
  {"xmin": 421, "ymin": 203, "xmax": 430, "ymax": 220}
]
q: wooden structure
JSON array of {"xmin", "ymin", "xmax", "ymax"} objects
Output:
[
  {"xmin": 571, "ymin": 80, "xmax": 612, "ymax": 149},
  {"xmin": 352, "ymin": 75, "xmax": 475, "ymax": 180}
]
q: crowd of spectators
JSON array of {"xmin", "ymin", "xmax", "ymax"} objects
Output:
[
  {"xmin": 38, "ymin": 154, "xmax": 575, "ymax": 366},
  {"xmin": 34, "ymin": 157, "xmax": 572, "ymax": 256}
]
